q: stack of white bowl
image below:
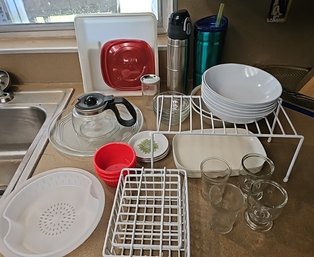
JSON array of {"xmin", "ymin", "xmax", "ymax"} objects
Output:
[{"xmin": 201, "ymin": 63, "xmax": 282, "ymax": 124}]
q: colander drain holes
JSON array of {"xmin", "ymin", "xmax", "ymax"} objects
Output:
[{"xmin": 38, "ymin": 202, "xmax": 76, "ymax": 236}]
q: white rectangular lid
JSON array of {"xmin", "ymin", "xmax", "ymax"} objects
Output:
[{"xmin": 74, "ymin": 13, "xmax": 159, "ymax": 96}]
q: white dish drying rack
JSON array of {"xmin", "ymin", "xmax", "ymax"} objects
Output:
[
  {"xmin": 151, "ymin": 95, "xmax": 304, "ymax": 182},
  {"xmin": 103, "ymin": 167, "xmax": 190, "ymax": 257}
]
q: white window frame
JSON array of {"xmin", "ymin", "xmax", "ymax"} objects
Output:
[{"xmin": 0, "ymin": 0, "xmax": 177, "ymax": 34}]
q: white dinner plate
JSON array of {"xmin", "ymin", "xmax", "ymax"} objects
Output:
[{"xmin": 172, "ymin": 128, "xmax": 266, "ymax": 178}]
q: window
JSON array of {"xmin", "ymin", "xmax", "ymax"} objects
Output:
[{"xmin": 0, "ymin": 0, "xmax": 176, "ymax": 33}]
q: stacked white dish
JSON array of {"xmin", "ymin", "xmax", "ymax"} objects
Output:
[
  {"xmin": 128, "ymin": 131, "xmax": 169, "ymax": 163},
  {"xmin": 201, "ymin": 63, "xmax": 283, "ymax": 124}
]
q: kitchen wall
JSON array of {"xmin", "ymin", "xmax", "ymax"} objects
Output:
[
  {"xmin": 0, "ymin": 0, "xmax": 313, "ymax": 85},
  {"xmin": 179, "ymin": 0, "xmax": 314, "ymax": 67}
]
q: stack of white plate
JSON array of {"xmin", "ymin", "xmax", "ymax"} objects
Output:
[
  {"xmin": 201, "ymin": 63, "xmax": 282, "ymax": 124},
  {"xmin": 128, "ymin": 131, "xmax": 169, "ymax": 163}
]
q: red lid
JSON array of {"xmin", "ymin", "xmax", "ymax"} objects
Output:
[{"xmin": 101, "ymin": 39, "xmax": 155, "ymax": 91}]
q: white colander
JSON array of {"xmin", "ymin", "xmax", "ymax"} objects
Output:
[{"xmin": 0, "ymin": 167, "xmax": 105, "ymax": 257}]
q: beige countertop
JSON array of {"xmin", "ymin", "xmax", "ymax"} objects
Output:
[
  {"xmin": 299, "ymin": 76, "xmax": 314, "ymax": 98},
  {"xmin": 3, "ymin": 83, "xmax": 314, "ymax": 257}
]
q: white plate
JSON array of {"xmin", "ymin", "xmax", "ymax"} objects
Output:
[
  {"xmin": 202, "ymin": 91, "xmax": 276, "ymax": 117},
  {"xmin": 0, "ymin": 168, "xmax": 105, "ymax": 257},
  {"xmin": 172, "ymin": 128, "xmax": 266, "ymax": 178},
  {"xmin": 49, "ymin": 104, "xmax": 144, "ymax": 157},
  {"xmin": 74, "ymin": 13, "xmax": 158, "ymax": 96},
  {"xmin": 128, "ymin": 131, "xmax": 169, "ymax": 161},
  {"xmin": 138, "ymin": 147, "xmax": 170, "ymax": 163}
]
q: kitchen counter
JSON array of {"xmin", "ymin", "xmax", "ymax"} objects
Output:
[{"xmin": 4, "ymin": 83, "xmax": 314, "ymax": 257}]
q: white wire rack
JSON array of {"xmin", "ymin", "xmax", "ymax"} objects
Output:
[
  {"xmin": 103, "ymin": 168, "xmax": 190, "ymax": 257},
  {"xmin": 151, "ymin": 95, "xmax": 304, "ymax": 182}
]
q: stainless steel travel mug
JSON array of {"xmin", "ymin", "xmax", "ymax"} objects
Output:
[{"xmin": 167, "ymin": 9, "xmax": 192, "ymax": 93}]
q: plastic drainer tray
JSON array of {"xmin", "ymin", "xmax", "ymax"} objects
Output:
[{"xmin": 103, "ymin": 168, "xmax": 190, "ymax": 257}]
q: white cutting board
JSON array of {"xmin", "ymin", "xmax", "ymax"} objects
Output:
[{"xmin": 74, "ymin": 13, "xmax": 159, "ymax": 96}]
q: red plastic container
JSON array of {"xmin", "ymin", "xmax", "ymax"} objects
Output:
[
  {"xmin": 93, "ymin": 142, "xmax": 137, "ymax": 187},
  {"xmin": 96, "ymin": 171, "xmax": 120, "ymax": 187},
  {"xmin": 100, "ymin": 39, "xmax": 155, "ymax": 90}
]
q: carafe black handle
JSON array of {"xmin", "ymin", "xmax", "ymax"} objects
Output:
[{"xmin": 107, "ymin": 97, "xmax": 137, "ymax": 127}]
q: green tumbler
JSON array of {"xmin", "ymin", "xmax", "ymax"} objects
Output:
[{"xmin": 193, "ymin": 15, "xmax": 228, "ymax": 87}]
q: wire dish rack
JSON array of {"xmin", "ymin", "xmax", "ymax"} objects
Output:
[
  {"xmin": 151, "ymin": 95, "xmax": 304, "ymax": 182},
  {"xmin": 103, "ymin": 168, "xmax": 190, "ymax": 257}
]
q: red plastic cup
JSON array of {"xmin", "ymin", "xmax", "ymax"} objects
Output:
[
  {"xmin": 93, "ymin": 142, "xmax": 136, "ymax": 187},
  {"xmin": 96, "ymin": 171, "xmax": 120, "ymax": 187}
]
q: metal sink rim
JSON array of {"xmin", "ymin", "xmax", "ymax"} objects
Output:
[{"xmin": 0, "ymin": 88, "xmax": 73, "ymax": 200}]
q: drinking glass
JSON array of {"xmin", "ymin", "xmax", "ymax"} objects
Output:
[
  {"xmin": 201, "ymin": 157, "xmax": 232, "ymax": 200},
  {"xmin": 244, "ymin": 179, "xmax": 288, "ymax": 232},
  {"xmin": 209, "ymin": 183, "xmax": 245, "ymax": 234},
  {"xmin": 141, "ymin": 74, "xmax": 160, "ymax": 110},
  {"xmin": 239, "ymin": 153, "xmax": 275, "ymax": 195}
]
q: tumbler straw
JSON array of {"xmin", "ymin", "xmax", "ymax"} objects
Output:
[{"xmin": 215, "ymin": 3, "xmax": 225, "ymax": 27}]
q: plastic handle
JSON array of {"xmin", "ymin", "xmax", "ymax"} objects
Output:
[{"xmin": 106, "ymin": 97, "xmax": 137, "ymax": 127}]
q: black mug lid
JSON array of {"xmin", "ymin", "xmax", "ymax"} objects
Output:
[{"xmin": 168, "ymin": 9, "xmax": 192, "ymax": 40}]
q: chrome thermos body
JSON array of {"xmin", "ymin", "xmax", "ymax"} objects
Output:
[{"xmin": 166, "ymin": 9, "xmax": 192, "ymax": 93}]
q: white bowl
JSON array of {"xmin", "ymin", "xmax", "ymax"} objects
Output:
[
  {"xmin": 202, "ymin": 63, "xmax": 282, "ymax": 105},
  {"xmin": 190, "ymin": 85, "xmax": 234, "ymax": 127},
  {"xmin": 202, "ymin": 95, "xmax": 276, "ymax": 119},
  {"xmin": 202, "ymin": 99, "xmax": 270, "ymax": 124},
  {"xmin": 201, "ymin": 83, "xmax": 278, "ymax": 113},
  {"xmin": 202, "ymin": 88, "xmax": 277, "ymax": 117}
]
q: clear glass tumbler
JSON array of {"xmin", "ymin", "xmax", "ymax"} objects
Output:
[
  {"xmin": 141, "ymin": 74, "xmax": 160, "ymax": 110},
  {"xmin": 244, "ymin": 179, "xmax": 288, "ymax": 232},
  {"xmin": 201, "ymin": 157, "xmax": 232, "ymax": 200},
  {"xmin": 239, "ymin": 153, "xmax": 275, "ymax": 195},
  {"xmin": 208, "ymin": 183, "xmax": 245, "ymax": 234}
]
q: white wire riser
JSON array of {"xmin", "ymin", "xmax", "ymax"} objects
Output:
[
  {"xmin": 153, "ymin": 95, "xmax": 304, "ymax": 182},
  {"xmin": 103, "ymin": 168, "xmax": 190, "ymax": 257}
]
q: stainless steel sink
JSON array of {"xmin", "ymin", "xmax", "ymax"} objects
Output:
[{"xmin": 0, "ymin": 88, "xmax": 73, "ymax": 199}]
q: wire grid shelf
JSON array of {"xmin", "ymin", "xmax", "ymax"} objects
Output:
[
  {"xmin": 152, "ymin": 95, "xmax": 304, "ymax": 182},
  {"xmin": 103, "ymin": 168, "xmax": 190, "ymax": 257}
]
